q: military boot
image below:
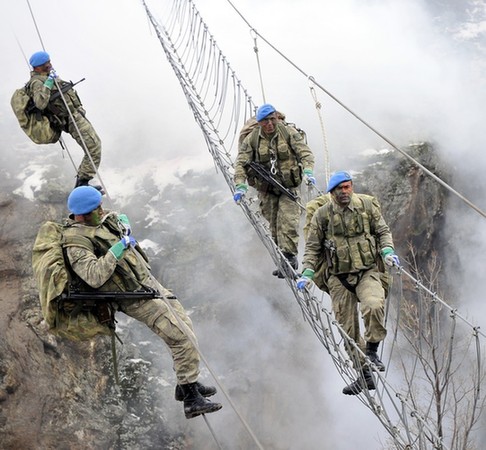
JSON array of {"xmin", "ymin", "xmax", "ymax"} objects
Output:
[
  {"xmin": 272, "ymin": 252, "xmax": 298, "ymax": 278},
  {"xmin": 74, "ymin": 176, "xmax": 104, "ymax": 193},
  {"xmin": 180, "ymin": 382, "xmax": 222, "ymax": 419},
  {"xmin": 342, "ymin": 368, "xmax": 376, "ymax": 395},
  {"xmin": 366, "ymin": 341, "xmax": 385, "ymax": 372},
  {"xmin": 175, "ymin": 381, "xmax": 217, "ymax": 401}
]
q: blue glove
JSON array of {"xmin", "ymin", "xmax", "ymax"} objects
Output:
[
  {"xmin": 233, "ymin": 183, "xmax": 248, "ymax": 203},
  {"xmin": 48, "ymin": 69, "xmax": 58, "ymax": 80},
  {"xmin": 303, "ymin": 169, "xmax": 316, "ymax": 186},
  {"xmin": 381, "ymin": 247, "xmax": 400, "ymax": 267},
  {"xmin": 296, "ymin": 268, "xmax": 315, "ymax": 290},
  {"xmin": 118, "ymin": 213, "xmax": 131, "ymax": 235}
]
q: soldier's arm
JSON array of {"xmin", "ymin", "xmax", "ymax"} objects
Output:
[
  {"xmin": 302, "ymin": 209, "xmax": 326, "ymax": 271},
  {"xmin": 65, "ymin": 246, "xmax": 118, "ymax": 289},
  {"xmin": 371, "ymin": 197, "xmax": 395, "ymax": 250},
  {"xmin": 289, "ymin": 129, "xmax": 314, "ymax": 172},
  {"xmin": 233, "ymin": 137, "xmax": 254, "ymax": 186},
  {"xmin": 29, "ymin": 77, "xmax": 51, "ymax": 110}
]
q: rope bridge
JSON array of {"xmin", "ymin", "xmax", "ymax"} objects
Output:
[{"xmin": 142, "ymin": 1, "xmax": 485, "ymax": 448}]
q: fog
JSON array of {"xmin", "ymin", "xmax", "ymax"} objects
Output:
[{"xmin": 1, "ymin": 0, "xmax": 486, "ymax": 449}]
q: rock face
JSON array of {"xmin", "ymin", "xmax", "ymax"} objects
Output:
[{"xmin": 0, "ymin": 142, "xmax": 448, "ymax": 449}]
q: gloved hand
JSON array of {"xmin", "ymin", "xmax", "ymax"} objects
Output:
[
  {"xmin": 118, "ymin": 213, "xmax": 131, "ymax": 235},
  {"xmin": 43, "ymin": 70, "xmax": 58, "ymax": 89},
  {"xmin": 381, "ymin": 247, "xmax": 400, "ymax": 267},
  {"xmin": 296, "ymin": 268, "xmax": 315, "ymax": 290},
  {"xmin": 109, "ymin": 235, "xmax": 136, "ymax": 260},
  {"xmin": 233, "ymin": 183, "xmax": 248, "ymax": 203},
  {"xmin": 303, "ymin": 169, "xmax": 316, "ymax": 186}
]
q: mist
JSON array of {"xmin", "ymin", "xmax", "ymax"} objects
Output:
[{"xmin": 1, "ymin": 0, "xmax": 486, "ymax": 449}]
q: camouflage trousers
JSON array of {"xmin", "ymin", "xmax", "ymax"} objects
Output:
[
  {"xmin": 67, "ymin": 111, "xmax": 102, "ymax": 180},
  {"xmin": 258, "ymin": 189, "xmax": 300, "ymax": 256},
  {"xmin": 328, "ymin": 268, "xmax": 387, "ymax": 367},
  {"xmin": 117, "ymin": 284, "xmax": 200, "ymax": 385}
]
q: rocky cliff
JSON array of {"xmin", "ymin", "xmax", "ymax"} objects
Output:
[{"xmin": 0, "ymin": 142, "xmax": 449, "ymax": 449}]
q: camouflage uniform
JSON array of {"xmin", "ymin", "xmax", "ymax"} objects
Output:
[
  {"xmin": 63, "ymin": 212, "xmax": 200, "ymax": 384},
  {"xmin": 234, "ymin": 122, "xmax": 314, "ymax": 256},
  {"xmin": 302, "ymin": 193, "xmax": 394, "ymax": 366},
  {"xmin": 29, "ymin": 72, "xmax": 101, "ymax": 181}
]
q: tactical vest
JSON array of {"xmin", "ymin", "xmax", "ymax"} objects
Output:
[
  {"xmin": 63, "ymin": 213, "xmax": 150, "ymax": 294},
  {"xmin": 247, "ymin": 122, "xmax": 303, "ymax": 190},
  {"xmin": 321, "ymin": 195, "xmax": 378, "ymax": 275}
]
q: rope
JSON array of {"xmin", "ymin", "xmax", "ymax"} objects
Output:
[
  {"xmin": 308, "ymin": 77, "xmax": 331, "ymax": 186},
  {"xmin": 250, "ymin": 29, "xmax": 266, "ymax": 104},
  {"xmin": 223, "ymin": 0, "xmax": 486, "ymax": 221}
]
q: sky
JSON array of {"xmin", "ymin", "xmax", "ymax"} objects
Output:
[{"xmin": 2, "ymin": 0, "xmax": 486, "ymax": 448}]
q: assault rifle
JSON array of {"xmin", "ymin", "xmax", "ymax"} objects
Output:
[
  {"xmin": 26, "ymin": 78, "xmax": 86, "ymax": 116},
  {"xmin": 60, "ymin": 289, "xmax": 163, "ymax": 326},
  {"xmin": 247, "ymin": 161, "xmax": 298, "ymax": 202},
  {"xmin": 62, "ymin": 289, "xmax": 161, "ymax": 303}
]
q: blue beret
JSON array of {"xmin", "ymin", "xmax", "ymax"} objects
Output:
[
  {"xmin": 256, "ymin": 104, "xmax": 276, "ymax": 122},
  {"xmin": 326, "ymin": 171, "xmax": 353, "ymax": 193},
  {"xmin": 29, "ymin": 51, "xmax": 50, "ymax": 68},
  {"xmin": 68, "ymin": 186, "xmax": 102, "ymax": 215}
]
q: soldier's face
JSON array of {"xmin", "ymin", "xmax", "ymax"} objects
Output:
[
  {"xmin": 332, "ymin": 181, "xmax": 353, "ymax": 207},
  {"xmin": 259, "ymin": 114, "xmax": 277, "ymax": 135},
  {"xmin": 34, "ymin": 61, "xmax": 53, "ymax": 74},
  {"xmin": 87, "ymin": 205, "xmax": 104, "ymax": 226}
]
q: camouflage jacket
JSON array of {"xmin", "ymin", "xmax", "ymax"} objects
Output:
[
  {"xmin": 63, "ymin": 212, "xmax": 159, "ymax": 293},
  {"xmin": 234, "ymin": 122, "xmax": 314, "ymax": 190},
  {"xmin": 28, "ymin": 72, "xmax": 84, "ymax": 121},
  {"xmin": 303, "ymin": 193, "xmax": 394, "ymax": 276}
]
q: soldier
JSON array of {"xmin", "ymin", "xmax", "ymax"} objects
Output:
[
  {"xmin": 63, "ymin": 186, "xmax": 222, "ymax": 419},
  {"xmin": 28, "ymin": 51, "xmax": 102, "ymax": 189},
  {"xmin": 233, "ymin": 103, "xmax": 315, "ymax": 276},
  {"xmin": 297, "ymin": 171, "xmax": 399, "ymax": 395}
]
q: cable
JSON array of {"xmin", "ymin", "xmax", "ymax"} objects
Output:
[{"xmin": 223, "ymin": 0, "xmax": 486, "ymax": 220}]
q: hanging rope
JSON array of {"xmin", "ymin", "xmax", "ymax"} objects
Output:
[
  {"xmin": 250, "ymin": 29, "xmax": 266, "ymax": 104},
  {"xmin": 308, "ymin": 76, "xmax": 331, "ymax": 186}
]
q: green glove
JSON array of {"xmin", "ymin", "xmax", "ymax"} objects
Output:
[
  {"xmin": 380, "ymin": 247, "xmax": 395, "ymax": 258},
  {"xmin": 109, "ymin": 236, "xmax": 135, "ymax": 261},
  {"xmin": 301, "ymin": 268, "xmax": 315, "ymax": 280},
  {"xmin": 118, "ymin": 213, "xmax": 131, "ymax": 235},
  {"xmin": 43, "ymin": 78, "xmax": 54, "ymax": 89},
  {"xmin": 235, "ymin": 183, "xmax": 248, "ymax": 193}
]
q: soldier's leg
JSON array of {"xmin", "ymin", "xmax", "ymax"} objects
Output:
[
  {"xmin": 276, "ymin": 191, "xmax": 300, "ymax": 256},
  {"xmin": 258, "ymin": 191, "xmax": 279, "ymax": 242},
  {"xmin": 355, "ymin": 269, "xmax": 387, "ymax": 344},
  {"xmin": 120, "ymin": 297, "xmax": 200, "ymax": 384},
  {"xmin": 328, "ymin": 275, "xmax": 366, "ymax": 366},
  {"xmin": 68, "ymin": 112, "xmax": 102, "ymax": 181}
]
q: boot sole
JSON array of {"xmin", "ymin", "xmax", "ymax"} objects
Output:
[{"xmin": 185, "ymin": 403, "xmax": 222, "ymax": 419}]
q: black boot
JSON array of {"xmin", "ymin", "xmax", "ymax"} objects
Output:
[
  {"xmin": 272, "ymin": 252, "xmax": 298, "ymax": 278},
  {"xmin": 74, "ymin": 176, "xmax": 104, "ymax": 193},
  {"xmin": 366, "ymin": 341, "xmax": 385, "ymax": 372},
  {"xmin": 175, "ymin": 381, "xmax": 217, "ymax": 401},
  {"xmin": 180, "ymin": 382, "xmax": 222, "ymax": 419},
  {"xmin": 342, "ymin": 368, "xmax": 376, "ymax": 395}
]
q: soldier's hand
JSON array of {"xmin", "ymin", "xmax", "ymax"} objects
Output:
[
  {"xmin": 233, "ymin": 183, "xmax": 248, "ymax": 204},
  {"xmin": 381, "ymin": 247, "xmax": 400, "ymax": 267},
  {"xmin": 303, "ymin": 169, "xmax": 316, "ymax": 186},
  {"xmin": 296, "ymin": 268, "xmax": 315, "ymax": 290},
  {"xmin": 48, "ymin": 69, "xmax": 58, "ymax": 80},
  {"xmin": 118, "ymin": 214, "xmax": 132, "ymax": 235}
]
